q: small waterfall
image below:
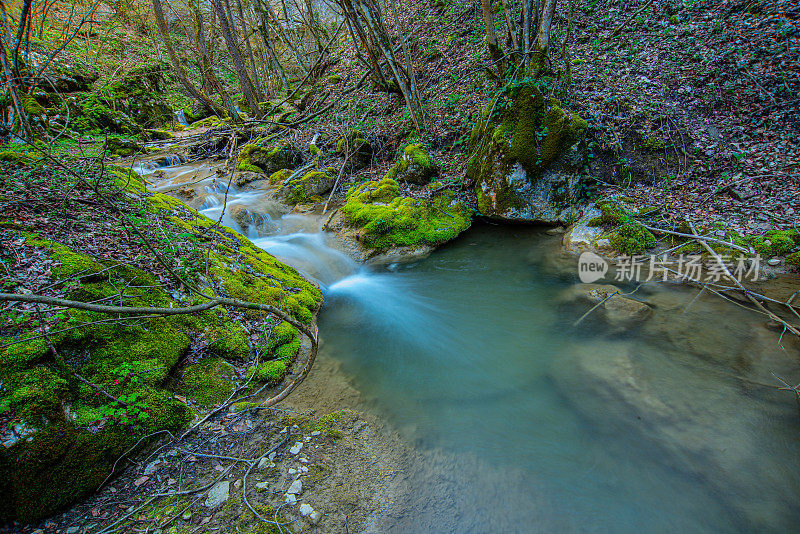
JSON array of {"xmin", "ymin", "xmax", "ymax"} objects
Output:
[{"xmin": 174, "ymin": 109, "xmax": 189, "ymax": 126}]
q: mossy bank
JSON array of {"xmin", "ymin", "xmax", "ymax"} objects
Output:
[{"xmin": 0, "ymin": 166, "xmax": 322, "ymax": 523}]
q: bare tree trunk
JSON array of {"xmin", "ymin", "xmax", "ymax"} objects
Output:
[
  {"xmin": 151, "ymin": 0, "xmax": 228, "ymax": 119},
  {"xmin": 532, "ymin": 0, "xmax": 557, "ymax": 74},
  {"xmin": 255, "ymin": 0, "xmax": 289, "ymax": 92},
  {"xmin": 479, "ymin": 0, "xmax": 504, "ymax": 75},
  {"xmin": 212, "ymin": 0, "xmax": 262, "ymax": 118}
]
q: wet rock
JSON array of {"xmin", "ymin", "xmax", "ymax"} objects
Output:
[
  {"xmin": 562, "ymin": 206, "xmax": 613, "ymax": 255},
  {"xmin": 205, "ymin": 481, "xmax": 230, "ymax": 509},
  {"xmin": 233, "ymin": 171, "xmax": 265, "ymax": 188},
  {"xmin": 466, "ymin": 84, "xmax": 588, "ymax": 224},
  {"xmin": 560, "ymin": 284, "xmax": 652, "ymax": 330},
  {"xmin": 275, "ymin": 171, "xmax": 335, "ymax": 205}
]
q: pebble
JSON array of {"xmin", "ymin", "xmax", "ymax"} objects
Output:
[
  {"xmin": 300, "ymin": 466, "xmax": 308, "ymax": 473},
  {"xmin": 310, "ymin": 511, "xmax": 322, "ymax": 524},
  {"xmin": 310, "ymin": 431, "xmax": 321, "ymax": 436},
  {"xmin": 287, "ymin": 479, "xmax": 302, "ymax": 495},
  {"xmin": 299, "ymin": 503, "xmax": 314, "ymax": 517},
  {"xmin": 767, "ymin": 258, "xmax": 781, "ymax": 266},
  {"xmin": 255, "ymin": 482, "xmax": 268, "ymax": 490},
  {"xmin": 65, "ymin": 528, "xmax": 79, "ymax": 534},
  {"xmin": 257, "ymin": 457, "xmax": 269, "ymax": 469},
  {"xmin": 289, "ymin": 442, "xmax": 303, "ymax": 455},
  {"xmin": 182, "ymin": 511, "xmax": 192, "ymax": 521},
  {"xmin": 299, "ymin": 457, "xmax": 308, "ymax": 464},
  {"xmin": 204, "ymin": 481, "xmax": 230, "ymax": 509},
  {"xmin": 268, "ymin": 452, "xmax": 276, "ymax": 461},
  {"xmin": 285, "ymin": 493, "xmax": 297, "ymax": 505},
  {"xmin": 31, "ymin": 530, "xmax": 44, "ymax": 534},
  {"xmin": 288, "ymin": 468, "xmax": 298, "ymax": 475}
]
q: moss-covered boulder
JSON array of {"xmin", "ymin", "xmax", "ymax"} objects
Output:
[
  {"xmin": 339, "ymin": 178, "xmax": 471, "ymax": 249},
  {"xmin": 274, "ymin": 171, "xmax": 335, "ymax": 205},
  {"xmin": 589, "ymin": 201, "xmax": 657, "ymax": 255},
  {"xmin": 387, "ymin": 144, "xmax": 438, "ymax": 184},
  {"xmin": 237, "ymin": 139, "xmax": 301, "ymax": 175},
  {"xmin": 104, "ymin": 63, "xmax": 173, "ymax": 129},
  {"xmin": 29, "ymin": 46, "xmax": 99, "ymax": 93},
  {"xmin": 336, "ymin": 130, "xmax": 373, "ymax": 169},
  {"xmin": 466, "ymin": 82, "xmax": 588, "ymax": 223}
]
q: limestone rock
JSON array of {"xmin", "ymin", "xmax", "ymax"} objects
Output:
[
  {"xmin": 467, "ymin": 84, "xmax": 588, "ymax": 224},
  {"xmin": 205, "ymin": 481, "xmax": 230, "ymax": 509}
]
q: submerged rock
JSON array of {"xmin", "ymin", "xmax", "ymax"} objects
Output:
[
  {"xmin": 560, "ymin": 283, "xmax": 652, "ymax": 331},
  {"xmin": 466, "ymin": 83, "xmax": 588, "ymax": 224}
]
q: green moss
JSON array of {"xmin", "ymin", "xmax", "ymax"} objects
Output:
[
  {"xmin": 177, "ymin": 357, "xmax": 235, "ymax": 406},
  {"xmin": 269, "ymin": 169, "xmax": 291, "ymax": 185},
  {"xmin": 207, "ymin": 315, "xmax": 250, "ymax": 360},
  {"xmin": 0, "ymin": 150, "xmax": 31, "ymax": 165},
  {"xmin": 328, "ymin": 74, "xmax": 342, "ymax": 84},
  {"xmin": 237, "ymin": 139, "xmax": 297, "ymax": 175},
  {"xmin": 20, "ymin": 92, "xmax": 45, "ymax": 115},
  {"xmin": 786, "ymin": 251, "xmax": 800, "ymax": 266},
  {"xmin": 749, "ymin": 230, "xmax": 799, "ymax": 257},
  {"xmin": 590, "ymin": 201, "xmax": 657, "ymax": 254},
  {"xmin": 643, "ymin": 134, "xmax": 667, "ymax": 151},
  {"xmin": 247, "ymin": 360, "xmax": 287, "ymax": 382},
  {"xmin": 341, "ymin": 178, "xmax": 472, "ymax": 248}
]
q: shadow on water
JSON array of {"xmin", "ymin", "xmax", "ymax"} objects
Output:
[{"xmin": 146, "ymin": 159, "xmax": 800, "ymax": 533}]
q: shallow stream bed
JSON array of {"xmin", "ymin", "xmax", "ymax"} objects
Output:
[{"xmin": 151, "ymin": 158, "xmax": 800, "ymax": 533}]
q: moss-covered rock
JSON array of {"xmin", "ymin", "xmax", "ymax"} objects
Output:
[
  {"xmin": 589, "ymin": 201, "xmax": 657, "ymax": 255},
  {"xmin": 177, "ymin": 357, "xmax": 236, "ymax": 406},
  {"xmin": 237, "ymin": 139, "xmax": 301, "ymax": 175},
  {"xmin": 340, "ymin": 178, "xmax": 472, "ymax": 249},
  {"xmin": 466, "ymin": 82, "xmax": 588, "ymax": 223},
  {"xmin": 103, "ymin": 63, "xmax": 173, "ymax": 129},
  {"xmin": 386, "ymin": 144, "xmax": 438, "ymax": 184},
  {"xmin": 336, "ymin": 130, "xmax": 373, "ymax": 169},
  {"xmin": 275, "ymin": 171, "xmax": 334, "ymax": 205},
  {"xmin": 749, "ymin": 229, "xmax": 799, "ymax": 257}
]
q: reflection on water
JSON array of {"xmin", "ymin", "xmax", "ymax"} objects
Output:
[{"xmin": 147, "ymin": 158, "xmax": 800, "ymax": 533}]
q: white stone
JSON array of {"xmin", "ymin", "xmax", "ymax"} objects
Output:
[
  {"xmin": 310, "ymin": 431, "xmax": 321, "ymax": 436},
  {"xmin": 289, "ymin": 442, "xmax": 303, "ymax": 455},
  {"xmin": 285, "ymin": 493, "xmax": 297, "ymax": 505},
  {"xmin": 309, "ymin": 511, "xmax": 322, "ymax": 524},
  {"xmin": 288, "ymin": 468, "xmax": 297, "ymax": 475},
  {"xmin": 257, "ymin": 457, "xmax": 269, "ymax": 469},
  {"xmin": 255, "ymin": 482, "xmax": 268, "ymax": 490},
  {"xmin": 204, "ymin": 481, "xmax": 230, "ymax": 509},
  {"xmin": 300, "ymin": 466, "xmax": 308, "ymax": 473},
  {"xmin": 182, "ymin": 511, "xmax": 192, "ymax": 521},
  {"xmin": 268, "ymin": 452, "xmax": 276, "ymax": 461},
  {"xmin": 767, "ymin": 258, "xmax": 781, "ymax": 266},
  {"xmin": 287, "ymin": 479, "xmax": 302, "ymax": 495},
  {"xmin": 299, "ymin": 503, "xmax": 314, "ymax": 517},
  {"xmin": 299, "ymin": 457, "xmax": 308, "ymax": 464}
]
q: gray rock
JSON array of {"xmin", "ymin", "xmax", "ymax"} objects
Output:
[
  {"xmin": 287, "ymin": 479, "xmax": 302, "ymax": 495},
  {"xmin": 285, "ymin": 493, "xmax": 297, "ymax": 505},
  {"xmin": 204, "ymin": 481, "xmax": 230, "ymax": 509},
  {"xmin": 299, "ymin": 503, "xmax": 314, "ymax": 516},
  {"xmin": 289, "ymin": 442, "xmax": 303, "ymax": 455}
]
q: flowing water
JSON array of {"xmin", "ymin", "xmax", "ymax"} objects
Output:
[{"xmin": 148, "ymin": 158, "xmax": 800, "ymax": 533}]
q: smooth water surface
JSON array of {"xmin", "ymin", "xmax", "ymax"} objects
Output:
[
  {"xmin": 149, "ymin": 159, "xmax": 800, "ymax": 533},
  {"xmin": 319, "ymin": 225, "xmax": 800, "ymax": 533}
]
